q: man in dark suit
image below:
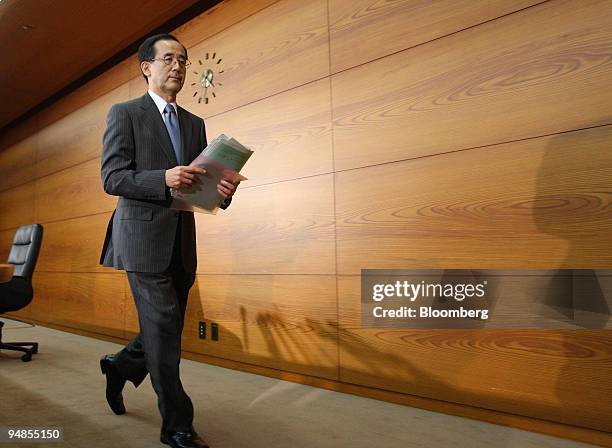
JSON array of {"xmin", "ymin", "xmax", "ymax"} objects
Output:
[{"xmin": 99, "ymin": 34, "xmax": 236, "ymax": 448}]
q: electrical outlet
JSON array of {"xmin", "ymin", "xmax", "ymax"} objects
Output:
[
  {"xmin": 198, "ymin": 321, "xmax": 206, "ymax": 339},
  {"xmin": 211, "ymin": 322, "xmax": 219, "ymax": 341}
]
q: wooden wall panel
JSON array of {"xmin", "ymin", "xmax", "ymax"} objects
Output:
[
  {"xmin": 329, "ymin": 0, "xmax": 542, "ymax": 73},
  {"xmin": 34, "ymin": 158, "xmax": 115, "ymax": 224},
  {"xmin": 37, "ymin": 57, "xmax": 140, "ymax": 132},
  {"xmin": 0, "ymin": 116, "xmax": 39, "ymax": 153},
  {"xmin": 35, "ymin": 272, "xmax": 125, "ymax": 338},
  {"xmin": 336, "ymin": 126, "xmax": 612, "ymax": 274},
  {"xmin": 0, "ymin": 135, "xmax": 37, "ymax": 191},
  {"xmin": 14, "ymin": 0, "xmax": 279, "ymax": 133},
  {"xmin": 195, "ymin": 174, "xmax": 335, "ymax": 275},
  {"xmin": 124, "ymin": 275, "xmax": 140, "ymax": 338},
  {"xmin": 0, "ymin": 182, "xmax": 35, "ymax": 231},
  {"xmin": 25, "ymin": 273, "xmax": 53, "ymax": 322},
  {"xmin": 332, "ymin": 0, "xmax": 612, "ymax": 171},
  {"xmin": 174, "ymin": 0, "xmax": 280, "ymax": 49},
  {"xmin": 132, "ymin": 77, "xmax": 334, "ymax": 186},
  {"xmin": 0, "ymin": 0, "xmax": 609, "ymax": 438},
  {"xmin": 337, "ymin": 275, "xmax": 612, "ymax": 432},
  {"xmin": 128, "ymin": 76, "xmax": 147, "ymax": 101},
  {"xmin": 0, "ymin": 0, "xmax": 203, "ymax": 130},
  {"xmin": 0, "ymin": 228, "xmax": 15, "ymax": 263},
  {"xmin": 37, "ymin": 212, "xmax": 112, "ymax": 273},
  {"xmin": 177, "ymin": 0, "xmax": 330, "ymax": 118},
  {"xmin": 205, "ymin": 78, "xmax": 333, "ymax": 186},
  {"xmin": 182, "ymin": 274, "xmax": 338, "ymax": 379},
  {"xmin": 36, "ymin": 84, "xmax": 129, "ymax": 179},
  {"xmin": 3, "ymin": 307, "xmax": 29, "ymax": 321}
]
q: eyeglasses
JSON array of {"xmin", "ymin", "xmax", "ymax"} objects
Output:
[{"xmin": 150, "ymin": 56, "xmax": 191, "ymax": 68}]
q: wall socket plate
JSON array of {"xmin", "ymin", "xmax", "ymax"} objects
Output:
[
  {"xmin": 198, "ymin": 321, "xmax": 206, "ymax": 339},
  {"xmin": 211, "ymin": 322, "xmax": 219, "ymax": 341}
]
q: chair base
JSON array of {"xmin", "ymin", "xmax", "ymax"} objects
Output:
[{"xmin": 0, "ymin": 321, "xmax": 38, "ymax": 362}]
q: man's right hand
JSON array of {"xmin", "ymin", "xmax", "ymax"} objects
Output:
[{"xmin": 165, "ymin": 166, "xmax": 206, "ymax": 189}]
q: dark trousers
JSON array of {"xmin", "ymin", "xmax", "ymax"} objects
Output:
[{"xmin": 114, "ymin": 223, "xmax": 196, "ymax": 432}]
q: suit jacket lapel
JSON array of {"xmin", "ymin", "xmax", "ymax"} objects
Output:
[{"xmin": 138, "ymin": 94, "xmax": 178, "ymax": 166}]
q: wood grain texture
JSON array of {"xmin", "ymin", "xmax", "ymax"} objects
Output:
[
  {"xmin": 125, "ymin": 273, "xmax": 339, "ymax": 381},
  {"xmin": 196, "ymin": 174, "xmax": 335, "ymax": 274},
  {"xmin": 0, "ymin": 0, "xmax": 609, "ymax": 437},
  {"xmin": 332, "ymin": 0, "xmax": 612, "ymax": 170},
  {"xmin": 16, "ymin": 0, "xmax": 277, "ymax": 133},
  {"xmin": 6, "ymin": 315, "xmax": 611, "ymax": 447},
  {"xmin": 337, "ymin": 275, "xmax": 612, "ymax": 432},
  {"xmin": 0, "ymin": 264, "xmax": 13, "ymax": 283},
  {"xmin": 132, "ymin": 76, "xmax": 333, "ymax": 184},
  {"xmin": 36, "ymin": 84, "xmax": 129, "ymax": 178},
  {"xmin": 36, "ymin": 57, "xmax": 140, "ymax": 131},
  {"xmin": 128, "ymin": 76, "xmax": 148, "ymax": 101},
  {"xmin": 0, "ymin": 0, "xmax": 203, "ymax": 126},
  {"xmin": 186, "ymin": 347, "xmax": 612, "ymax": 448},
  {"xmin": 0, "ymin": 111, "xmax": 39, "ymax": 152},
  {"xmin": 336, "ymin": 126, "xmax": 612, "ymax": 274},
  {"xmin": 0, "ymin": 134, "xmax": 37, "ymax": 192},
  {"xmin": 0, "ymin": 228, "xmax": 15, "ymax": 263},
  {"xmin": 0, "ymin": 0, "xmax": 202, "ymax": 130},
  {"xmin": 124, "ymin": 275, "xmax": 140, "ymax": 338},
  {"xmin": 34, "ymin": 157, "xmax": 115, "ymax": 224},
  {"xmin": 205, "ymin": 78, "xmax": 333, "ymax": 186},
  {"xmin": 37, "ymin": 212, "xmax": 112, "ymax": 273},
  {"xmin": 2, "ymin": 309, "xmax": 29, "ymax": 320},
  {"xmin": 329, "ymin": 0, "xmax": 542, "ymax": 73},
  {"xmin": 181, "ymin": 274, "xmax": 338, "ymax": 379},
  {"xmin": 22, "ymin": 273, "xmax": 53, "ymax": 322},
  {"xmin": 174, "ymin": 0, "xmax": 280, "ymax": 49},
  {"xmin": 0, "ymin": 182, "xmax": 35, "ymax": 231},
  {"xmin": 34, "ymin": 272, "xmax": 126, "ymax": 338},
  {"xmin": 177, "ymin": 0, "xmax": 330, "ymax": 118}
]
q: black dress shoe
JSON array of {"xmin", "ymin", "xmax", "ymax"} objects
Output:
[
  {"xmin": 160, "ymin": 430, "xmax": 209, "ymax": 448},
  {"xmin": 99, "ymin": 355, "xmax": 126, "ymax": 415}
]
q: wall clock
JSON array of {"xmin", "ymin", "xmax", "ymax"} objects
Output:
[{"xmin": 191, "ymin": 52, "xmax": 224, "ymax": 104}]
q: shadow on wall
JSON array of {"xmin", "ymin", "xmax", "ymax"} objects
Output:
[
  {"xmin": 183, "ymin": 290, "xmax": 540, "ymax": 440},
  {"xmin": 181, "ymin": 193, "xmax": 344, "ymax": 377},
  {"xmin": 28, "ymin": 129, "xmax": 609, "ymax": 434},
  {"xmin": 179, "ymin": 131, "xmax": 612, "ymax": 433},
  {"xmin": 532, "ymin": 132, "xmax": 612, "ymax": 432},
  {"xmin": 534, "ymin": 132, "xmax": 610, "ymax": 329}
]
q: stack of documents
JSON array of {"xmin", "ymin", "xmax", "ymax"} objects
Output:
[{"xmin": 171, "ymin": 134, "xmax": 253, "ymax": 214}]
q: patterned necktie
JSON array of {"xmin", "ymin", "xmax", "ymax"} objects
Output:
[{"xmin": 163, "ymin": 103, "xmax": 181, "ymax": 165}]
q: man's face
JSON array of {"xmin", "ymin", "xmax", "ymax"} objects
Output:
[{"xmin": 141, "ymin": 39, "xmax": 187, "ymax": 98}]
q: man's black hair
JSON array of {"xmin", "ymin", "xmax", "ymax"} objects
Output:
[{"xmin": 137, "ymin": 34, "xmax": 188, "ymax": 83}]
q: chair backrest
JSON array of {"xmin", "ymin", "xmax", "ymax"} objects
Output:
[{"xmin": 7, "ymin": 224, "xmax": 43, "ymax": 281}]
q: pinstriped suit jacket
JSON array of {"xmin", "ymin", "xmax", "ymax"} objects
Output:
[{"xmin": 99, "ymin": 93, "xmax": 214, "ymax": 273}]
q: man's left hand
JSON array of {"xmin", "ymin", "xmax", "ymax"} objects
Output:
[{"xmin": 217, "ymin": 179, "xmax": 239, "ymax": 199}]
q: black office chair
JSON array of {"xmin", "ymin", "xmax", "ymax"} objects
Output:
[{"xmin": 0, "ymin": 224, "xmax": 43, "ymax": 362}]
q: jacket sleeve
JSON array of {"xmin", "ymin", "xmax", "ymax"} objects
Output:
[{"xmin": 101, "ymin": 104, "xmax": 168, "ymax": 200}]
